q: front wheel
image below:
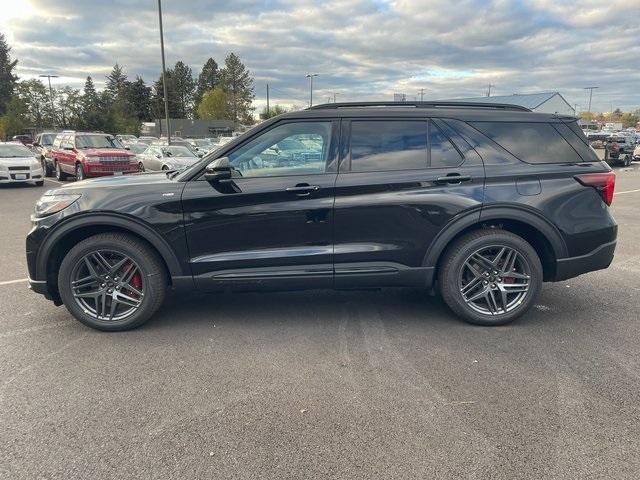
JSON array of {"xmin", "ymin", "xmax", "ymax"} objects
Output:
[
  {"xmin": 41, "ymin": 157, "xmax": 53, "ymax": 177},
  {"xmin": 75, "ymin": 163, "xmax": 85, "ymax": 181},
  {"xmin": 57, "ymin": 233, "xmax": 167, "ymax": 331},
  {"xmin": 55, "ymin": 162, "xmax": 68, "ymax": 181},
  {"xmin": 439, "ymin": 229, "xmax": 543, "ymax": 326}
]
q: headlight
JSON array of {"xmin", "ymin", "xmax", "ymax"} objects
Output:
[
  {"xmin": 34, "ymin": 194, "xmax": 81, "ymax": 218},
  {"xmin": 85, "ymin": 156, "xmax": 101, "ymax": 164}
]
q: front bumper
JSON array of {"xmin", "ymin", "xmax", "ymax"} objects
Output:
[
  {"xmin": 84, "ymin": 163, "xmax": 140, "ymax": 177},
  {"xmin": 0, "ymin": 167, "xmax": 44, "ymax": 183},
  {"xmin": 554, "ymin": 240, "xmax": 616, "ymax": 281}
]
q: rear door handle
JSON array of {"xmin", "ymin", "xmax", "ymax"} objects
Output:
[
  {"xmin": 435, "ymin": 174, "xmax": 472, "ymax": 184},
  {"xmin": 285, "ymin": 184, "xmax": 321, "ymax": 196}
]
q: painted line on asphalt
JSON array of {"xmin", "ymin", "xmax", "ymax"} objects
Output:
[
  {"xmin": 0, "ymin": 278, "xmax": 28, "ymax": 286},
  {"xmin": 45, "ymin": 178, "xmax": 64, "ymax": 185},
  {"xmin": 616, "ymin": 188, "xmax": 640, "ymax": 195}
]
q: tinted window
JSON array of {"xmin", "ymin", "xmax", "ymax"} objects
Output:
[
  {"xmin": 430, "ymin": 122, "xmax": 463, "ymax": 168},
  {"xmin": 350, "ymin": 121, "xmax": 428, "ymax": 172},
  {"xmin": 228, "ymin": 122, "xmax": 331, "ymax": 177},
  {"xmin": 471, "ymin": 122, "xmax": 583, "ymax": 164},
  {"xmin": 553, "ymin": 123, "xmax": 598, "ymax": 162}
]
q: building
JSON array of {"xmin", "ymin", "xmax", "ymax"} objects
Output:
[
  {"xmin": 144, "ymin": 118, "xmax": 236, "ymax": 138},
  {"xmin": 438, "ymin": 92, "xmax": 575, "ymax": 115}
]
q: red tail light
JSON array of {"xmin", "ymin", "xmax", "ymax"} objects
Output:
[{"xmin": 575, "ymin": 171, "xmax": 616, "ymax": 206}]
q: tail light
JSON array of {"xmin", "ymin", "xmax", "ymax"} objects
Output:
[{"xmin": 575, "ymin": 171, "xmax": 616, "ymax": 206}]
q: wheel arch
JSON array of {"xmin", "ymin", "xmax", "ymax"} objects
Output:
[
  {"xmin": 37, "ymin": 214, "xmax": 186, "ymax": 296},
  {"xmin": 424, "ymin": 205, "xmax": 567, "ymax": 282}
]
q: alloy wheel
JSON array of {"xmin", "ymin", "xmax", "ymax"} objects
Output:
[
  {"xmin": 70, "ymin": 249, "xmax": 145, "ymax": 321},
  {"xmin": 458, "ymin": 245, "xmax": 531, "ymax": 316}
]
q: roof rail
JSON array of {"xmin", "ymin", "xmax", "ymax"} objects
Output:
[{"xmin": 307, "ymin": 101, "xmax": 531, "ymax": 112}]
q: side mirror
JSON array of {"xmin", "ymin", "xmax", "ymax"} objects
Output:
[
  {"xmin": 204, "ymin": 157, "xmax": 232, "ymax": 182},
  {"xmin": 155, "ymin": 154, "xmax": 162, "ymax": 159},
  {"xmin": 33, "ymin": 142, "xmax": 40, "ymax": 147},
  {"xmin": 124, "ymin": 145, "xmax": 130, "ymax": 150},
  {"xmin": 197, "ymin": 152, "xmax": 204, "ymax": 158}
]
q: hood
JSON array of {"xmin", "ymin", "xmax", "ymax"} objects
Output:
[
  {"xmin": 50, "ymin": 171, "xmax": 174, "ymax": 193},
  {"xmin": 79, "ymin": 148, "xmax": 133, "ymax": 157},
  {"xmin": 162, "ymin": 156, "xmax": 199, "ymax": 167},
  {"xmin": 0, "ymin": 155, "xmax": 37, "ymax": 165}
]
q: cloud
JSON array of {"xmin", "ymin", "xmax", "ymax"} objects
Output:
[{"xmin": 1, "ymin": 0, "xmax": 639, "ymax": 112}]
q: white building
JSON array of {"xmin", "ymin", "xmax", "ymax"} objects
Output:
[{"xmin": 439, "ymin": 92, "xmax": 575, "ymax": 115}]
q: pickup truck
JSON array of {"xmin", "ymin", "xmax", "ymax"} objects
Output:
[{"xmin": 604, "ymin": 135, "xmax": 634, "ymax": 166}]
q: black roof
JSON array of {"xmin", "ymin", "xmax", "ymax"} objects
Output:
[{"xmin": 277, "ymin": 101, "xmax": 576, "ymax": 123}]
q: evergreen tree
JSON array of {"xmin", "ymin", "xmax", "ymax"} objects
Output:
[
  {"xmin": 194, "ymin": 58, "xmax": 219, "ymax": 116},
  {"xmin": 125, "ymin": 76, "xmax": 151, "ymax": 121},
  {"xmin": 151, "ymin": 69, "xmax": 179, "ymax": 119},
  {"xmin": 219, "ymin": 53, "xmax": 255, "ymax": 124},
  {"xmin": 0, "ymin": 32, "xmax": 19, "ymax": 115},
  {"xmin": 105, "ymin": 63, "xmax": 127, "ymax": 102},
  {"xmin": 83, "ymin": 76, "xmax": 99, "ymax": 111},
  {"xmin": 173, "ymin": 61, "xmax": 195, "ymax": 118}
]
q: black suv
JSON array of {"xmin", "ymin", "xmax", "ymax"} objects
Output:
[{"xmin": 26, "ymin": 102, "xmax": 617, "ymax": 331}]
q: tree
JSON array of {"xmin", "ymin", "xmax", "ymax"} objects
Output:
[
  {"xmin": 14, "ymin": 80, "xmax": 52, "ymax": 129},
  {"xmin": 125, "ymin": 76, "xmax": 151, "ymax": 121},
  {"xmin": 219, "ymin": 53, "xmax": 255, "ymax": 124},
  {"xmin": 173, "ymin": 61, "xmax": 195, "ymax": 118},
  {"xmin": 197, "ymin": 88, "xmax": 228, "ymax": 119},
  {"xmin": 83, "ymin": 76, "xmax": 99, "ymax": 111},
  {"xmin": 56, "ymin": 86, "xmax": 84, "ymax": 129},
  {"xmin": 151, "ymin": 69, "xmax": 180, "ymax": 119},
  {"xmin": 0, "ymin": 32, "xmax": 19, "ymax": 115},
  {"xmin": 621, "ymin": 112, "xmax": 639, "ymax": 128},
  {"xmin": 105, "ymin": 63, "xmax": 127, "ymax": 102},
  {"xmin": 0, "ymin": 96, "xmax": 27, "ymax": 139},
  {"xmin": 259, "ymin": 104, "xmax": 288, "ymax": 120},
  {"xmin": 194, "ymin": 58, "xmax": 219, "ymax": 116}
]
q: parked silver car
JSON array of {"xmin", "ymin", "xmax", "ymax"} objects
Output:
[
  {"xmin": 137, "ymin": 145, "xmax": 200, "ymax": 172},
  {"xmin": 0, "ymin": 142, "xmax": 44, "ymax": 186}
]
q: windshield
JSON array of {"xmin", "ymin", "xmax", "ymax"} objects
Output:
[
  {"xmin": 40, "ymin": 134, "xmax": 56, "ymax": 146},
  {"xmin": 128, "ymin": 143, "xmax": 148, "ymax": 154},
  {"xmin": 0, "ymin": 144, "xmax": 33, "ymax": 157},
  {"xmin": 162, "ymin": 146, "xmax": 196, "ymax": 157},
  {"xmin": 76, "ymin": 135, "xmax": 123, "ymax": 149}
]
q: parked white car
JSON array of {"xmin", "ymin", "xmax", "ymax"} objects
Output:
[
  {"xmin": 0, "ymin": 142, "xmax": 44, "ymax": 186},
  {"xmin": 633, "ymin": 143, "xmax": 640, "ymax": 161}
]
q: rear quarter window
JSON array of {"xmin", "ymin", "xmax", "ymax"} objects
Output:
[{"xmin": 471, "ymin": 121, "xmax": 584, "ymax": 164}]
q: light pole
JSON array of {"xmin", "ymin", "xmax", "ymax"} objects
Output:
[
  {"xmin": 39, "ymin": 74, "xmax": 58, "ymax": 128},
  {"xmin": 157, "ymin": 0, "xmax": 171, "ymax": 143},
  {"xmin": 306, "ymin": 74, "xmax": 318, "ymax": 107},
  {"xmin": 487, "ymin": 84, "xmax": 495, "ymax": 97},
  {"xmin": 583, "ymin": 86, "xmax": 599, "ymax": 113}
]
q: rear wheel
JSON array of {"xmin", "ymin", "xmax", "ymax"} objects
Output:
[
  {"xmin": 58, "ymin": 233, "xmax": 167, "ymax": 331},
  {"xmin": 55, "ymin": 161, "xmax": 68, "ymax": 181},
  {"xmin": 439, "ymin": 229, "xmax": 543, "ymax": 326}
]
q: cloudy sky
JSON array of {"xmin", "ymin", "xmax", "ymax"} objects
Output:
[{"xmin": 1, "ymin": 0, "xmax": 639, "ymax": 112}]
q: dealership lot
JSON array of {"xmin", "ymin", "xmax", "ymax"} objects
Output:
[{"xmin": 1, "ymin": 166, "xmax": 640, "ymax": 478}]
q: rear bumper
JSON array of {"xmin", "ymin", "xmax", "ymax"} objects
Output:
[{"xmin": 554, "ymin": 240, "xmax": 616, "ymax": 281}]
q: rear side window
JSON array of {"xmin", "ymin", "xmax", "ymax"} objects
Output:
[
  {"xmin": 350, "ymin": 121, "xmax": 428, "ymax": 172},
  {"xmin": 471, "ymin": 122, "xmax": 583, "ymax": 164},
  {"xmin": 430, "ymin": 122, "xmax": 463, "ymax": 168},
  {"xmin": 553, "ymin": 123, "xmax": 599, "ymax": 162}
]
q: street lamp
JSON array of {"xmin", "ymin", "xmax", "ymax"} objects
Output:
[
  {"xmin": 39, "ymin": 74, "xmax": 58, "ymax": 128},
  {"xmin": 157, "ymin": 0, "xmax": 171, "ymax": 143},
  {"xmin": 583, "ymin": 86, "xmax": 599, "ymax": 113},
  {"xmin": 306, "ymin": 74, "xmax": 318, "ymax": 107}
]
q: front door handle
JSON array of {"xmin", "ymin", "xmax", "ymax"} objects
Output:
[
  {"xmin": 435, "ymin": 174, "xmax": 472, "ymax": 184},
  {"xmin": 285, "ymin": 184, "xmax": 321, "ymax": 196}
]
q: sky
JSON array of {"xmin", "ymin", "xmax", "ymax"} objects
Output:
[{"xmin": 0, "ymin": 0, "xmax": 639, "ymax": 113}]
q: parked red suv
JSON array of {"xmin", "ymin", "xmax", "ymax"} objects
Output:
[{"xmin": 51, "ymin": 132, "xmax": 138, "ymax": 181}]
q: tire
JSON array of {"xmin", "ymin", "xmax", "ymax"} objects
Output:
[
  {"xmin": 162, "ymin": 165, "xmax": 169, "ymax": 171},
  {"xmin": 41, "ymin": 157, "xmax": 53, "ymax": 177},
  {"xmin": 75, "ymin": 163, "xmax": 85, "ymax": 181},
  {"xmin": 624, "ymin": 156, "xmax": 631, "ymax": 167},
  {"xmin": 439, "ymin": 229, "xmax": 543, "ymax": 326},
  {"xmin": 57, "ymin": 233, "xmax": 167, "ymax": 331},
  {"xmin": 138, "ymin": 162, "xmax": 145, "ymax": 172},
  {"xmin": 55, "ymin": 161, "xmax": 68, "ymax": 181},
  {"xmin": 34, "ymin": 180, "xmax": 44, "ymax": 187}
]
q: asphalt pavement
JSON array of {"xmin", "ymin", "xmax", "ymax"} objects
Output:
[{"xmin": 1, "ymin": 165, "xmax": 640, "ymax": 479}]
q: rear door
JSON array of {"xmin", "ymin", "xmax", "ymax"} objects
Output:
[{"xmin": 333, "ymin": 117, "xmax": 485, "ymax": 287}]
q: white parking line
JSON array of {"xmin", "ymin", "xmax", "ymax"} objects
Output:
[
  {"xmin": 617, "ymin": 188, "xmax": 640, "ymax": 195},
  {"xmin": 0, "ymin": 278, "xmax": 28, "ymax": 286}
]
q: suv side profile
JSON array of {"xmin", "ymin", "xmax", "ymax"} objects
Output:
[
  {"xmin": 27, "ymin": 102, "xmax": 617, "ymax": 331},
  {"xmin": 51, "ymin": 132, "xmax": 138, "ymax": 181}
]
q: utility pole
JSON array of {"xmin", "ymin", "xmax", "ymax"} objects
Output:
[
  {"xmin": 266, "ymin": 84, "xmax": 270, "ymax": 117},
  {"xmin": 419, "ymin": 88, "xmax": 424, "ymax": 102},
  {"xmin": 39, "ymin": 74, "xmax": 59, "ymax": 128},
  {"xmin": 157, "ymin": 0, "xmax": 171, "ymax": 143},
  {"xmin": 306, "ymin": 73, "xmax": 318, "ymax": 107},
  {"xmin": 487, "ymin": 84, "xmax": 495, "ymax": 97},
  {"xmin": 332, "ymin": 92, "xmax": 339, "ymax": 103},
  {"xmin": 583, "ymin": 86, "xmax": 599, "ymax": 113}
]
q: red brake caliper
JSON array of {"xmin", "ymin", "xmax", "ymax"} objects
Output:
[{"xmin": 121, "ymin": 261, "xmax": 142, "ymax": 295}]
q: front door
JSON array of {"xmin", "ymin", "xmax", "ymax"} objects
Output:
[{"xmin": 181, "ymin": 119, "xmax": 339, "ymax": 291}]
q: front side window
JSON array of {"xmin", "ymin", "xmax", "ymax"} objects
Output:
[{"xmin": 228, "ymin": 122, "xmax": 331, "ymax": 177}]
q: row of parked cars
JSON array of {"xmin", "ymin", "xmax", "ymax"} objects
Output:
[
  {"xmin": 585, "ymin": 130, "xmax": 640, "ymax": 167},
  {"xmin": 20, "ymin": 131, "xmax": 239, "ymax": 183}
]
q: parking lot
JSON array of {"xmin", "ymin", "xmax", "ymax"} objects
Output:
[{"xmin": 1, "ymin": 164, "xmax": 640, "ymax": 479}]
